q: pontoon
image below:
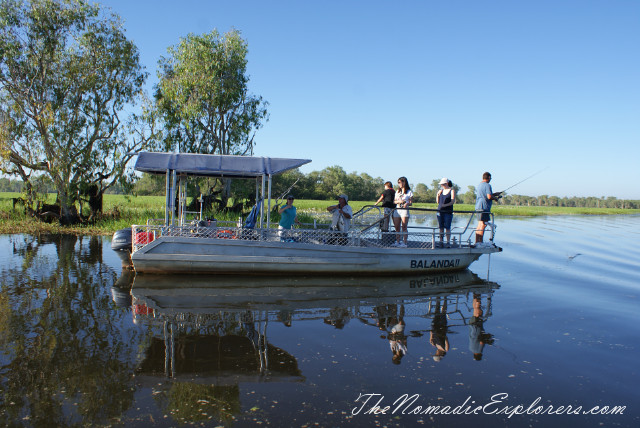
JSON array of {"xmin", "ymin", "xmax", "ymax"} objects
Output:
[{"xmin": 126, "ymin": 152, "xmax": 501, "ymax": 275}]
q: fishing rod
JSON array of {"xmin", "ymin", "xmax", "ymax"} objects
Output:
[
  {"xmin": 274, "ymin": 178, "xmax": 300, "ymax": 207},
  {"xmin": 497, "ymin": 167, "xmax": 548, "ymax": 195}
]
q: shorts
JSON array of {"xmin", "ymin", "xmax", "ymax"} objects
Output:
[
  {"xmin": 393, "ymin": 209, "xmax": 410, "ymax": 219},
  {"xmin": 479, "ymin": 212, "xmax": 491, "ymax": 222},
  {"xmin": 437, "ymin": 212, "xmax": 453, "ymax": 229}
]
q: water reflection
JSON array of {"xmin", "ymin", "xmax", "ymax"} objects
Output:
[
  {"xmin": 0, "ymin": 234, "xmax": 500, "ymax": 426},
  {"xmin": 0, "ymin": 234, "xmax": 141, "ymax": 427},
  {"xmin": 129, "ymin": 271, "xmax": 499, "ymax": 379}
]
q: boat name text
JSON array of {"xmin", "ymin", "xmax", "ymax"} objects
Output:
[{"xmin": 410, "ymin": 259, "xmax": 460, "ymax": 269}]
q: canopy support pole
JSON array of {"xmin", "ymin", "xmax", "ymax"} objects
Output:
[
  {"xmin": 164, "ymin": 169, "xmax": 171, "ymax": 225},
  {"xmin": 266, "ymin": 175, "xmax": 272, "ymax": 227},
  {"xmin": 170, "ymin": 170, "xmax": 177, "ymax": 226}
]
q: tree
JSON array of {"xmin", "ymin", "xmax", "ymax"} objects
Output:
[
  {"xmin": 155, "ymin": 29, "xmax": 269, "ymax": 206},
  {"xmin": 428, "ymin": 179, "xmax": 441, "ymax": 203},
  {"xmin": 312, "ymin": 166, "xmax": 349, "ymax": 200},
  {"xmin": 413, "ymin": 183, "xmax": 429, "ymax": 203},
  {"xmin": 462, "ymin": 185, "xmax": 476, "ymax": 205},
  {"xmin": 0, "ymin": 0, "xmax": 155, "ymax": 223}
]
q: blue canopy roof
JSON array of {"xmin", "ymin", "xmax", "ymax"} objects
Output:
[{"xmin": 134, "ymin": 152, "xmax": 311, "ymax": 178}]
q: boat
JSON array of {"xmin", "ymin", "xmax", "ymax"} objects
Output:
[{"xmin": 125, "ymin": 152, "xmax": 501, "ymax": 275}]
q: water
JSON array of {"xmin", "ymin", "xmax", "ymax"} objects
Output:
[{"xmin": 0, "ymin": 216, "xmax": 638, "ymax": 427}]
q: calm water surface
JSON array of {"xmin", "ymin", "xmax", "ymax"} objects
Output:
[{"xmin": 0, "ymin": 215, "xmax": 638, "ymax": 427}]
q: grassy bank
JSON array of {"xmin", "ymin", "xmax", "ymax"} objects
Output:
[{"xmin": 1, "ymin": 193, "xmax": 638, "ymax": 236}]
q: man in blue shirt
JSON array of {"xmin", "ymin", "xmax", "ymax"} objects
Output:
[{"xmin": 475, "ymin": 172, "xmax": 501, "ymax": 243}]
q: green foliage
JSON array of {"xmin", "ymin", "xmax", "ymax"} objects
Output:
[
  {"xmin": 462, "ymin": 185, "xmax": 477, "ymax": 204},
  {"xmin": 0, "ymin": 177, "xmax": 23, "ymax": 192},
  {"xmin": 156, "ymin": 29, "xmax": 268, "ymax": 157},
  {"xmin": 132, "ymin": 173, "xmax": 166, "ymax": 196},
  {"xmin": 412, "ymin": 182, "xmax": 430, "ymax": 203},
  {"xmin": 154, "ymin": 29, "xmax": 269, "ymax": 209},
  {"xmin": 277, "ymin": 166, "xmax": 385, "ymax": 201},
  {"xmin": 1, "ymin": 192, "xmax": 639, "ymax": 235},
  {"xmin": 0, "ymin": 0, "xmax": 159, "ymax": 222}
]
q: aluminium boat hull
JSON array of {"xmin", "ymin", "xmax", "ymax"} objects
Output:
[{"xmin": 131, "ymin": 235, "xmax": 501, "ymax": 275}]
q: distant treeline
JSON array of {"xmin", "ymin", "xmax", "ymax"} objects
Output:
[
  {"xmin": 2, "ymin": 169, "xmax": 638, "ymax": 209},
  {"xmin": 0, "ymin": 177, "xmax": 125, "ymax": 195}
]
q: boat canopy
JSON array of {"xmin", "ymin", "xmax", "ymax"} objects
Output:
[{"xmin": 134, "ymin": 152, "xmax": 311, "ymax": 178}]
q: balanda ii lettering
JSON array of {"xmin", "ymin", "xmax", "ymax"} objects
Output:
[{"xmin": 410, "ymin": 259, "xmax": 460, "ymax": 269}]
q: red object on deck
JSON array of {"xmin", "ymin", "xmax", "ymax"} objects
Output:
[{"xmin": 134, "ymin": 231, "xmax": 155, "ymax": 245}]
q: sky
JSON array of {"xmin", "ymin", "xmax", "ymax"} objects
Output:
[{"xmin": 97, "ymin": 0, "xmax": 639, "ymax": 199}]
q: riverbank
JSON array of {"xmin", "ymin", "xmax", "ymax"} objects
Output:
[{"xmin": 1, "ymin": 193, "xmax": 638, "ymax": 235}]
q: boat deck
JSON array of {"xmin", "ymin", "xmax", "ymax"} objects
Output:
[{"xmin": 131, "ymin": 220, "xmax": 495, "ymax": 254}]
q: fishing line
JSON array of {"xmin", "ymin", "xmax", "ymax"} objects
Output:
[
  {"xmin": 499, "ymin": 167, "xmax": 549, "ymax": 194},
  {"xmin": 275, "ymin": 178, "xmax": 300, "ymax": 206}
]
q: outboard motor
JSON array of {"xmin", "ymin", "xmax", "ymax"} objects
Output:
[{"xmin": 111, "ymin": 227, "xmax": 132, "ymax": 252}]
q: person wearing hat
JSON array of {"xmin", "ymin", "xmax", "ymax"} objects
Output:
[
  {"xmin": 436, "ymin": 177, "xmax": 456, "ymax": 246},
  {"xmin": 327, "ymin": 194, "xmax": 352, "ymax": 244},
  {"xmin": 278, "ymin": 195, "xmax": 300, "ymax": 240},
  {"xmin": 278, "ymin": 195, "xmax": 300, "ymax": 229}
]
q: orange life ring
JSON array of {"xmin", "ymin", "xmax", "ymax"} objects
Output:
[{"xmin": 215, "ymin": 229, "xmax": 236, "ymax": 239}]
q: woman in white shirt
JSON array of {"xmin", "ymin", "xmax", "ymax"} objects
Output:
[{"xmin": 392, "ymin": 176, "xmax": 413, "ymax": 247}]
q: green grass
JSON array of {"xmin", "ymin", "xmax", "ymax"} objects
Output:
[{"xmin": 1, "ymin": 193, "xmax": 638, "ymax": 236}]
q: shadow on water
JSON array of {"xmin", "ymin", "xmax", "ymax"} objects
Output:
[{"xmin": 1, "ymin": 233, "xmax": 501, "ymax": 426}]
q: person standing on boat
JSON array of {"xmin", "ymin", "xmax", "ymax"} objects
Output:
[
  {"xmin": 392, "ymin": 177, "xmax": 413, "ymax": 247},
  {"xmin": 327, "ymin": 194, "xmax": 352, "ymax": 245},
  {"xmin": 374, "ymin": 181, "xmax": 395, "ymax": 232},
  {"xmin": 436, "ymin": 177, "xmax": 456, "ymax": 246},
  {"xmin": 475, "ymin": 172, "xmax": 501, "ymax": 244},
  {"xmin": 278, "ymin": 195, "xmax": 300, "ymax": 229}
]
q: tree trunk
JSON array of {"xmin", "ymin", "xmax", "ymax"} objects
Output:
[
  {"xmin": 219, "ymin": 178, "xmax": 231, "ymax": 209},
  {"xmin": 57, "ymin": 188, "xmax": 81, "ymax": 225},
  {"xmin": 87, "ymin": 185, "xmax": 103, "ymax": 221}
]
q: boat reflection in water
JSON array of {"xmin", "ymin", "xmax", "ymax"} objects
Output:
[
  {"xmin": 124, "ymin": 271, "xmax": 499, "ymax": 423},
  {"xmin": 128, "ymin": 270, "xmax": 498, "ymax": 379}
]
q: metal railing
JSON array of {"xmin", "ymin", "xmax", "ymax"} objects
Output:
[{"xmin": 131, "ymin": 207, "xmax": 496, "ymax": 253}]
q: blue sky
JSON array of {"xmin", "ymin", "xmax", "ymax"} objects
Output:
[{"xmin": 97, "ymin": 0, "xmax": 639, "ymax": 199}]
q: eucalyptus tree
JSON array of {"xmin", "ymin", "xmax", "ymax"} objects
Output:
[
  {"xmin": 0, "ymin": 0, "xmax": 156, "ymax": 223},
  {"xmin": 313, "ymin": 166, "xmax": 348, "ymax": 200},
  {"xmin": 156, "ymin": 29, "xmax": 269, "ymax": 206},
  {"xmin": 412, "ymin": 183, "xmax": 429, "ymax": 203}
]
